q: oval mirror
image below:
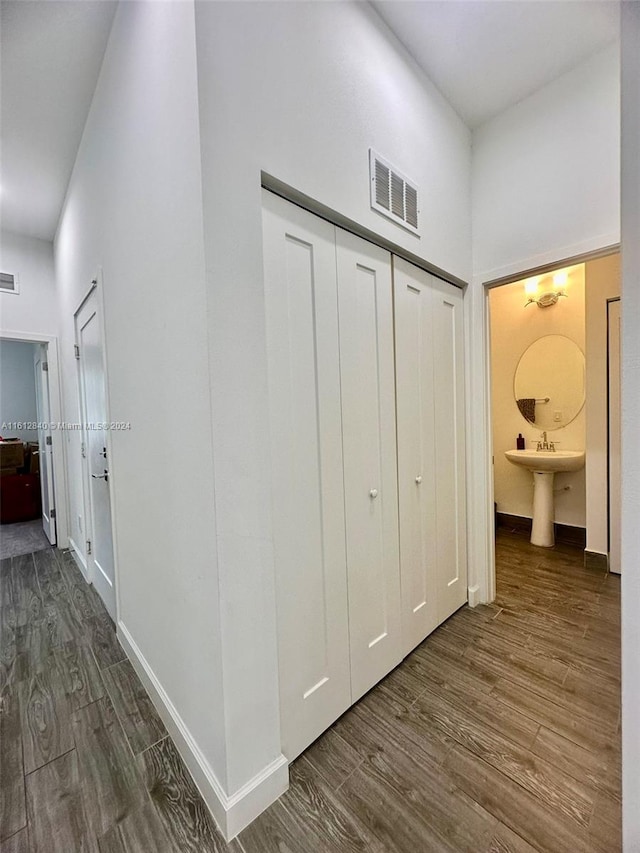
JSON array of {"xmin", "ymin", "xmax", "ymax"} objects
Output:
[{"xmin": 513, "ymin": 335, "xmax": 585, "ymax": 431}]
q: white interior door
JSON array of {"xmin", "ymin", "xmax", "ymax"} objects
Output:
[
  {"xmin": 262, "ymin": 191, "xmax": 351, "ymax": 759},
  {"xmin": 608, "ymin": 299, "xmax": 621, "ymax": 574},
  {"xmin": 75, "ymin": 288, "xmax": 116, "ymax": 619},
  {"xmin": 393, "ymin": 258, "xmax": 438, "ymax": 655},
  {"xmin": 336, "ymin": 228, "xmax": 402, "ymax": 702},
  {"xmin": 431, "ymin": 277, "xmax": 468, "ymax": 622},
  {"xmin": 33, "ymin": 345, "xmax": 56, "ymax": 545}
]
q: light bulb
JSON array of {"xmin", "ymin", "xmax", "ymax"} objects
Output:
[
  {"xmin": 524, "ymin": 277, "xmax": 539, "ymax": 296},
  {"xmin": 553, "ymin": 271, "xmax": 568, "ymax": 289}
]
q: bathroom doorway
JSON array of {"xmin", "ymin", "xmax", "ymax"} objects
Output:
[{"xmin": 487, "ymin": 251, "xmax": 621, "ymax": 571}]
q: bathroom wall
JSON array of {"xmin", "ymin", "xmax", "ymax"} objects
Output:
[
  {"xmin": 585, "ymin": 253, "xmax": 621, "ymax": 555},
  {"xmin": 490, "ymin": 265, "xmax": 586, "ymax": 528}
]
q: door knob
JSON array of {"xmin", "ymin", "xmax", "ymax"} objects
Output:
[
  {"xmin": 369, "ymin": 489, "xmax": 378, "ymax": 498},
  {"xmin": 92, "ymin": 470, "xmax": 109, "ymax": 483},
  {"xmin": 415, "ymin": 475, "xmax": 422, "ymax": 484}
]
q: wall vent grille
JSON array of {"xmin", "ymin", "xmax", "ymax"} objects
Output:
[
  {"xmin": 369, "ymin": 149, "xmax": 419, "ymax": 234},
  {"xmin": 0, "ymin": 271, "xmax": 18, "ymax": 294}
]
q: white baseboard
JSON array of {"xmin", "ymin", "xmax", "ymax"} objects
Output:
[
  {"xmin": 116, "ymin": 622, "xmax": 289, "ymax": 841},
  {"xmin": 467, "ymin": 584, "xmax": 481, "ymax": 607},
  {"xmin": 67, "ymin": 536, "xmax": 90, "ymax": 582}
]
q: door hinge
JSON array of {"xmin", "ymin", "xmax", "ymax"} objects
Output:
[
  {"xmin": 42, "ymin": 362, "xmax": 49, "ymax": 372},
  {"xmin": 86, "ymin": 539, "xmax": 92, "ymax": 555},
  {"xmin": 81, "ymin": 442, "xmax": 86, "ymax": 458},
  {"xmin": 45, "ymin": 435, "xmax": 52, "ymax": 446},
  {"xmin": 74, "ymin": 344, "xmax": 80, "ymax": 359},
  {"xmin": 50, "ymin": 508, "xmax": 56, "ymax": 519}
]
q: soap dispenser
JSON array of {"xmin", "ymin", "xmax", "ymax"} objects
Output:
[{"xmin": 517, "ymin": 433, "xmax": 525, "ymax": 450}]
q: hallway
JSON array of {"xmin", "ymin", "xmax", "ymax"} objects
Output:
[{"xmin": 0, "ymin": 534, "xmax": 620, "ymax": 852}]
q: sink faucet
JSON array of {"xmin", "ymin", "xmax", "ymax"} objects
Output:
[
  {"xmin": 536, "ymin": 431, "xmax": 556, "ymax": 452},
  {"xmin": 537, "ymin": 431, "xmax": 549, "ymax": 451}
]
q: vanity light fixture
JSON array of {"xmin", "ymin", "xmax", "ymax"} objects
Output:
[{"xmin": 524, "ymin": 272, "xmax": 568, "ymax": 308}]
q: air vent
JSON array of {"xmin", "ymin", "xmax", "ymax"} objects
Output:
[
  {"xmin": 0, "ymin": 271, "xmax": 19, "ymax": 294},
  {"xmin": 369, "ymin": 149, "xmax": 419, "ymax": 234}
]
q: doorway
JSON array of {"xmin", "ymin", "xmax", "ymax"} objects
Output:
[
  {"xmin": 74, "ymin": 282, "xmax": 117, "ymax": 620},
  {"xmin": 0, "ymin": 334, "xmax": 67, "ymax": 559},
  {"xmin": 485, "ymin": 249, "xmax": 621, "ymax": 587}
]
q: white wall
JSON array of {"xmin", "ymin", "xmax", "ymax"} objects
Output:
[
  {"xmin": 585, "ymin": 253, "xmax": 620, "ymax": 555},
  {"xmin": 0, "ymin": 339, "xmax": 37, "ymax": 442},
  {"xmin": 490, "ymin": 267, "xmax": 586, "ymax": 528},
  {"xmin": 473, "ymin": 44, "xmax": 620, "ymax": 280},
  {"xmin": 0, "ymin": 231, "xmax": 57, "ymax": 336},
  {"xmin": 621, "ymin": 3, "xmax": 640, "ymax": 847},
  {"xmin": 193, "ymin": 0, "xmax": 472, "ymax": 799},
  {"xmin": 468, "ymin": 42, "xmax": 621, "ymax": 602},
  {"xmin": 54, "ymin": 0, "xmax": 228, "ymax": 806}
]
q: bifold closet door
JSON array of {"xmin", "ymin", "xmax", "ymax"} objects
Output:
[
  {"xmin": 393, "ymin": 258, "xmax": 439, "ymax": 655},
  {"xmin": 394, "ymin": 258, "xmax": 468, "ymax": 636},
  {"xmin": 336, "ymin": 228, "xmax": 402, "ymax": 702},
  {"xmin": 262, "ymin": 191, "xmax": 351, "ymax": 759},
  {"xmin": 431, "ymin": 275, "xmax": 468, "ymax": 622}
]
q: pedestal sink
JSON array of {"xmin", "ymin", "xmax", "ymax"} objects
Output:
[{"xmin": 504, "ymin": 450, "xmax": 585, "ymax": 547}]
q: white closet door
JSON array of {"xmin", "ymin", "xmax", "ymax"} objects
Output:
[
  {"xmin": 262, "ymin": 191, "xmax": 351, "ymax": 759},
  {"xmin": 336, "ymin": 228, "xmax": 402, "ymax": 702},
  {"xmin": 393, "ymin": 258, "xmax": 438, "ymax": 655},
  {"xmin": 431, "ymin": 277, "xmax": 468, "ymax": 623}
]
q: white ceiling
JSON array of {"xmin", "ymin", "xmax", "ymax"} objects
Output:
[
  {"xmin": 0, "ymin": 0, "xmax": 117, "ymax": 242},
  {"xmin": 0, "ymin": 0, "xmax": 620, "ymax": 243},
  {"xmin": 372, "ymin": 1, "xmax": 620, "ymax": 128}
]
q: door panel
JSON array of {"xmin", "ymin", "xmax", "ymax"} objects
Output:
[
  {"xmin": 393, "ymin": 258, "xmax": 438, "ymax": 654},
  {"xmin": 336, "ymin": 228, "xmax": 402, "ymax": 702},
  {"xmin": 34, "ymin": 345, "xmax": 56, "ymax": 545},
  {"xmin": 608, "ymin": 299, "xmax": 621, "ymax": 574},
  {"xmin": 262, "ymin": 191, "xmax": 351, "ymax": 759},
  {"xmin": 76, "ymin": 289, "xmax": 116, "ymax": 620},
  {"xmin": 431, "ymin": 277, "xmax": 467, "ymax": 622}
]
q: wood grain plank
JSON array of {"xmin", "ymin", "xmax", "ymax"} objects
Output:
[
  {"xmin": 444, "ymin": 742, "xmax": 601, "ymax": 853},
  {"xmin": 55, "ymin": 640, "xmax": 105, "ymax": 711},
  {"xmin": 335, "ymin": 746, "xmax": 496, "ymax": 853},
  {"xmin": 86, "ymin": 615, "xmax": 125, "ymax": 670},
  {"xmin": 102, "ymin": 660, "xmax": 166, "ymax": 755},
  {"xmin": 413, "ymin": 686, "xmax": 593, "ymax": 828},
  {"xmin": 26, "ymin": 749, "xmax": 97, "ymax": 853},
  {"xmin": 589, "ymin": 792, "xmax": 621, "ymax": 852},
  {"xmin": 390, "ymin": 660, "xmax": 538, "ymax": 747},
  {"xmin": 19, "ymin": 669, "xmax": 74, "ymax": 775},
  {"xmin": 491, "ymin": 678, "xmax": 619, "ymax": 755},
  {"xmin": 0, "ymin": 685, "xmax": 26, "ymax": 842},
  {"xmin": 0, "ymin": 828, "xmax": 29, "ymax": 853},
  {"xmin": 241, "ymin": 759, "xmax": 385, "ymax": 853},
  {"xmin": 303, "ymin": 727, "xmax": 363, "ymax": 790},
  {"xmin": 8, "ymin": 554, "xmax": 42, "ymax": 629},
  {"xmin": 97, "ymin": 802, "xmax": 174, "ymax": 853},
  {"xmin": 72, "ymin": 696, "xmax": 147, "ymax": 838},
  {"xmin": 0, "ymin": 607, "xmax": 28, "ymax": 691},
  {"xmin": 57, "ymin": 553, "xmax": 102, "ymax": 623},
  {"xmin": 137, "ymin": 736, "xmax": 232, "ymax": 853},
  {"xmin": 532, "ymin": 726, "xmax": 620, "ymax": 802},
  {"xmin": 486, "ymin": 822, "xmax": 540, "ymax": 853}
]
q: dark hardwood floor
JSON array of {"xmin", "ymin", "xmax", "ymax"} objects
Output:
[{"xmin": 0, "ymin": 532, "xmax": 621, "ymax": 852}]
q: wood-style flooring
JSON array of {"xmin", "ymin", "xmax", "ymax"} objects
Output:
[{"xmin": 0, "ymin": 532, "xmax": 621, "ymax": 852}]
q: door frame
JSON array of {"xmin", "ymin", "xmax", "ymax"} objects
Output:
[
  {"xmin": 474, "ymin": 243, "xmax": 620, "ymax": 603},
  {"xmin": 0, "ymin": 329, "xmax": 70, "ymax": 548},
  {"xmin": 73, "ymin": 269, "xmax": 120, "ymax": 621},
  {"xmin": 607, "ymin": 296, "xmax": 621, "ymax": 573}
]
